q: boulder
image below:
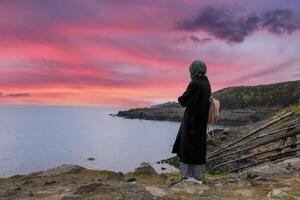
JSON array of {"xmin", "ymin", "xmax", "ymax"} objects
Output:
[
  {"xmin": 134, "ymin": 162, "xmax": 156, "ymax": 175},
  {"xmin": 74, "ymin": 182, "xmax": 101, "ymax": 194},
  {"xmin": 119, "ymin": 182, "xmax": 153, "ymax": 200},
  {"xmin": 145, "ymin": 186, "xmax": 167, "ymax": 197},
  {"xmin": 44, "ymin": 180, "xmax": 57, "ymax": 185},
  {"xmin": 29, "ymin": 165, "xmax": 85, "ymax": 178},
  {"xmin": 267, "ymin": 188, "xmax": 288, "ymax": 198},
  {"xmin": 240, "ymin": 158, "xmax": 300, "ymax": 180},
  {"xmin": 126, "ymin": 177, "xmax": 136, "ymax": 182},
  {"xmin": 106, "ymin": 172, "xmax": 124, "ymax": 181}
]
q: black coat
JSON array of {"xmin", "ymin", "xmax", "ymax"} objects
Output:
[{"xmin": 172, "ymin": 75, "xmax": 211, "ymax": 164}]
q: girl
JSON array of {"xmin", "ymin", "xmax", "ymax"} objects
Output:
[{"xmin": 172, "ymin": 60, "xmax": 211, "ymax": 184}]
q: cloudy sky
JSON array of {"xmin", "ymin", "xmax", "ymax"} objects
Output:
[{"xmin": 0, "ymin": 0, "xmax": 299, "ymax": 107}]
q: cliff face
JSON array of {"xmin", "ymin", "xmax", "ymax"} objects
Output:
[
  {"xmin": 117, "ymin": 80, "xmax": 300, "ymax": 126},
  {"xmin": 117, "ymin": 105, "xmax": 184, "ymax": 122}
]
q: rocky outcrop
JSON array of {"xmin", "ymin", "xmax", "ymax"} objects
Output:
[
  {"xmin": 117, "ymin": 105, "xmax": 184, "ymax": 122},
  {"xmin": 134, "ymin": 162, "xmax": 157, "ymax": 175},
  {"xmin": 217, "ymin": 109, "xmax": 275, "ymax": 125},
  {"xmin": 1, "ymin": 163, "xmax": 300, "ymax": 200},
  {"xmin": 31, "ymin": 164, "xmax": 85, "ymax": 178},
  {"xmin": 0, "ymin": 162, "xmax": 300, "ymax": 200},
  {"xmin": 116, "ymin": 80, "xmax": 300, "ymax": 126},
  {"xmin": 116, "ymin": 106, "xmax": 275, "ymax": 126},
  {"xmin": 74, "ymin": 182, "xmax": 102, "ymax": 194},
  {"xmin": 239, "ymin": 158, "xmax": 300, "ymax": 180}
]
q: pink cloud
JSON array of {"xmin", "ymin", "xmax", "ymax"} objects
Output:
[{"xmin": 0, "ymin": 0, "xmax": 299, "ymax": 107}]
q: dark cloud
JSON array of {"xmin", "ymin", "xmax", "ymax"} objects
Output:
[
  {"xmin": 177, "ymin": 6, "xmax": 300, "ymax": 43},
  {"xmin": 262, "ymin": 9, "xmax": 300, "ymax": 34},
  {"xmin": 175, "ymin": 35, "xmax": 212, "ymax": 45},
  {"xmin": 0, "ymin": 93, "xmax": 31, "ymax": 98},
  {"xmin": 189, "ymin": 35, "xmax": 212, "ymax": 45}
]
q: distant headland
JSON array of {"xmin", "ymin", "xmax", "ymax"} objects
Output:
[{"xmin": 115, "ymin": 80, "xmax": 300, "ymax": 126}]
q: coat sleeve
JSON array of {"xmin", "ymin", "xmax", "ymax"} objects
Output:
[{"xmin": 178, "ymin": 81, "xmax": 196, "ymax": 107}]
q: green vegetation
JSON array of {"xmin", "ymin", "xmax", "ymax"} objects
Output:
[
  {"xmin": 164, "ymin": 171, "xmax": 229, "ymax": 181},
  {"xmin": 0, "ymin": 175, "xmax": 26, "ymax": 184},
  {"xmin": 206, "ymin": 172, "xmax": 229, "ymax": 180},
  {"xmin": 95, "ymin": 169, "xmax": 114, "ymax": 175},
  {"xmin": 8, "ymin": 175, "xmax": 25, "ymax": 180},
  {"xmin": 213, "ymin": 80, "xmax": 300, "ymax": 109},
  {"xmin": 276, "ymin": 104, "xmax": 298, "ymax": 121},
  {"xmin": 0, "ymin": 178, "xmax": 7, "ymax": 184},
  {"xmin": 117, "ymin": 80, "xmax": 300, "ymax": 125},
  {"xmin": 164, "ymin": 172, "xmax": 182, "ymax": 183},
  {"xmin": 151, "ymin": 80, "xmax": 300, "ymax": 110},
  {"xmin": 164, "ymin": 172, "xmax": 181, "ymax": 179},
  {"xmin": 275, "ymin": 104, "xmax": 300, "ymax": 118}
]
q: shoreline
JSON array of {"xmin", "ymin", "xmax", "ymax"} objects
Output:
[
  {"xmin": 115, "ymin": 108, "xmax": 277, "ymax": 126},
  {"xmin": 1, "ymin": 159, "xmax": 300, "ymax": 200},
  {"xmin": 2, "ymin": 107, "xmax": 300, "ymax": 199}
]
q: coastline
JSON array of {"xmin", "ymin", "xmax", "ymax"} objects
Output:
[
  {"xmin": 1, "ymin": 106, "xmax": 300, "ymax": 199},
  {"xmin": 115, "ymin": 107, "xmax": 277, "ymax": 126},
  {"xmin": 115, "ymin": 79, "xmax": 300, "ymax": 126},
  {"xmin": 1, "ymin": 159, "xmax": 300, "ymax": 200}
]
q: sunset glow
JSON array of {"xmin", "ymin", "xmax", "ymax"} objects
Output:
[{"xmin": 0, "ymin": 0, "xmax": 299, "ymax": 107}]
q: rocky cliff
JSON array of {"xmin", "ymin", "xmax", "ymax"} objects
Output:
[{"xmin": 116, "ymin": 80, "xmax": 300, "ymax": 126}]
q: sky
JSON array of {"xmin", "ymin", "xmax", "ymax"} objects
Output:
[{"xmin": 0, "ymin": 0, "xmax": 299, "ymax": 107}]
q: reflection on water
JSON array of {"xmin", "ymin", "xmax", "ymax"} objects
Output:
[{"xmin": 0, "ymin": 105, "xmax": 229, "ymax": 177}]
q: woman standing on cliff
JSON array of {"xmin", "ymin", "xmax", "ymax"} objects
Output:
[{"xmin": 172, "ymin": 60, "xmax": 211, "ymax": 184}]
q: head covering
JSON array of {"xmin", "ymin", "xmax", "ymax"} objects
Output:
[{"xmin": 189, "ymin": 60, "xmax": 207, "ymax": 79}]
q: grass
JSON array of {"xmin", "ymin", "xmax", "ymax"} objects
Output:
[
  {"xmin": 164, "ymin": 172, "xmax": 181, "ymax": 179},
  {"xmin": 253, "ymin": 143, "xmax": 274, "ymax": 153},
  {"xmin": 161, "ymin": 171, "xmax": 230, "ymax": 182},
  {"xmin": 206, "ymin": 172, "xmax": 229, "ymax": 180},
  {"xmin": 95, "ymin": 170, "xmax": 114, "ymax": 175},
  {"xmin": 0, "ymin": 174, "xmax": 26, "ymax": 185},
  {"xmin": 276, "ymin": 104, "xmax": 300, "ymax": 118},
  {"xmin": 290, "ymin": 104, "xmax": 300, "ymax": 117},
  {"xmin": 0, "ymin": 174, "xmax": 26, "ymax": 183},
  {"xmin": 0, "ymin": 178, "xmax": 7, "ymax": 184},
  {"xmin": 213, "ymin": 80, "xmax": 300, "ymax": 109}
]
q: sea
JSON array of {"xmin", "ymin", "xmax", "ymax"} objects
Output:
[{"xmin": 0, "ymin": 105, "xmax": 226, "ymax": 177}]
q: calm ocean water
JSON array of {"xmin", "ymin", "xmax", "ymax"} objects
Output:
[{"xmin": 0, "ymin": 105, "xmax": 225, "ymax": 177}]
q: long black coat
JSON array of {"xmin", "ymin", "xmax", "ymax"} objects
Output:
[{"xmin": 172, "ymin": 75, "xmax": 211, "ymax": 164}]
